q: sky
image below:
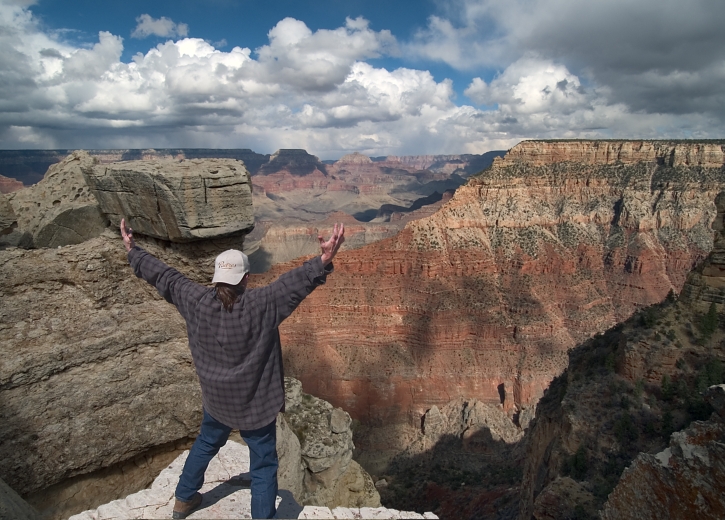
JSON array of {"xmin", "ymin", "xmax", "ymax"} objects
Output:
[{"xmin": 0, "ymin": 0, "xmax": 723, "ymax": 158}]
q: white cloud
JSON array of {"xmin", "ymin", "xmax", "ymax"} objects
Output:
[
  {"xmin": 409, "ymin": 0, "xmax": 725, "ymax": 120},
  {"xmin": 131, "ymin": 14, "xmax": 189, "ymax": 39},
  {"xmin": 0, "ymin": 1, "xmax": 722, "ymax": 155}
]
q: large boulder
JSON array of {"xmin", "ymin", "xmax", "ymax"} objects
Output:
[
  {"xmin": 282, "ymin": 378, "xmax": 380, "ymax": 509},
  {"xmin": 82, "ymin": 158, "xmax": 254, "ymax": 242},
  {"xmin": 3, "ymin": 151, "xmax": 107, "ymax": 248},
  {"xmin": 0, "ymin": 232, "xmax": 204, "ymax": 498}
]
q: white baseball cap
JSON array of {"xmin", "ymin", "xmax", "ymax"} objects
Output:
[{"xmin": 212, "ymin": 249, "xmax": 250, "ymax": 285}]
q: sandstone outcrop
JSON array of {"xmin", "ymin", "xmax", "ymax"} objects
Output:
[
  {"xmin": 600, "ymin": 385, "xmax": 725, "ymax": 520},
  {"xmin": 251, "ymin": 140, "xmax": 725, "ymax": 468},
  {"xmin": 377, "ymin": 397, "xmax": 525, "ymax": 519},
  {"xmin": 0, "ymin": 232, "xmax": 204, "ymax": 499},
  {"xmin": 2, "ymin": 151, "xmax": 107, "ymax": 248},
  {"xmin": 82, "ymin": 157, "xmax": 253, "ymax": 242},
  {"xmin": 283, "ymin": 378, "xmax": 380, "ymax": 509}
]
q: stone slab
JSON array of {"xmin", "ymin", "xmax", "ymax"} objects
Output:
[{"xmin": 83, "ymin": 158, "xmax": 253, "ymax": 242}]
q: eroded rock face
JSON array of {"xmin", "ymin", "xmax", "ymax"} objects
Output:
[
  {"xmin": 0, "ymin": 194, "xmax": 17, "ymax": 235},
  {"xmin": 252, "ymin": 140, "xmax": 725, "ymax": 460},
  {"xmin": 0, "ymin": 158, "xmax": 253, "ymax": 503},
  {"xmin": 531, "ymin": 476, "xmax": 596, "ymax": 520},
  {"xmin": 0, "ymin": 233, "xmax": 204, "ymax": 497},
  {"xmin": 3, "ymin": 151, "xmax": 107, "ymax": 248},
  {"xmin": 600, "ymin": 385, "xmax": 725, "ymax": 520},
  {"xmin": 282, "ymin": 378, "xmax": 380, "ymax": 509},
  {"xmin": 83, "ymin": 157, "xmax": 253, "ymax": 242}
]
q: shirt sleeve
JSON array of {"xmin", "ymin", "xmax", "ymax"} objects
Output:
[
  {"xmin": 127, "ymin": 246, "xmax": 201, "ymax": 317},
  {"xmin": 257, "ymin": 256, "xmax": 333, "ymax": 328}
]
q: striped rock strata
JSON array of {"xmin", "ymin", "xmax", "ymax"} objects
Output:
[{"xmin": 250, "ymin": 140, "xmax": 725, "ymax": 463}]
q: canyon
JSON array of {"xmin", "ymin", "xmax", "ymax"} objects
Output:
[{"xmin": 252, "ymin": 140, "xmax": 725, "ymax": 472}]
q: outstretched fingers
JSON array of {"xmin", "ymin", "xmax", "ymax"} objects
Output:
[{"xmin": 120, "ymin": 218, "xmax": 135, "ymax": 251}]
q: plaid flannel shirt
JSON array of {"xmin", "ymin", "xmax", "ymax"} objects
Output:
[{"xmin": 128, "ymin": 246, "xmax": 332, "ymax": 430}]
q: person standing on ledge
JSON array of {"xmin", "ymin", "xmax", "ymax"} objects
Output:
[{"xmin": 120, "ymin": 218, "xmax": 345, "ymax": 520}]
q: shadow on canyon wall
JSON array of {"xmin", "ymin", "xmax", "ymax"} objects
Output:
[{"xmin": 378, "ymin": 428, "xmax": 524, "ymax": 520}]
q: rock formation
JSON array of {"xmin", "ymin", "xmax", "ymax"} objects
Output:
[
  {"xmin": 517, "ymin": 180, "xmax": 725, "ymax": 519},
  {"xmin": 82, "ymin": 157, "xmax": 253, "ymax": 242},
  {"xmin": 0, "ymin": 194, "xmax": 17, "ymax": 236},
  {"xmin": 2, "ymin": 151, "xmax": 107, "ymax": 248},
  {"xmin": 282, "ymin": 378, "xmax": 380, "ymax": 509},
  {"xmin": 0, "ymin": 230, "xmax": 205, "ymax": 512},
  {"xmin": 248, "ymin": 140, "xmax": 725, "ymax": 470}
]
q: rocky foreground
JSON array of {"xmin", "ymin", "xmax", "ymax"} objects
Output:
[{"xmin": 69, "ymin": 441, "xmax": 437, "ymax": 520}]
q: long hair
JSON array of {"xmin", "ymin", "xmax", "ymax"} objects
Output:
[{"xmin": 215, "ymin": 283, "xmax": 239, "ymax": 312}]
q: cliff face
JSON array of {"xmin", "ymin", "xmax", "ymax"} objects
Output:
[
  {"xmin": 517, "ymin": 181, "xmax": 725, "ymax": 519},
  {"xmin": 250, "ymin": 140, "xmax": 725, "ymax": 462},
  {"xmin": 0, "ymin": 174, "xmax": 23, "ymax": 194}
]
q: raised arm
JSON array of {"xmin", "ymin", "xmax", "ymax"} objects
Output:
[
  {"xmin": 259, "ymin": 223, "xmax": 345, "ymax": 327},
  {"xmin": 120, "ymin": 218, "xmax": 200, "ymax": 313}
]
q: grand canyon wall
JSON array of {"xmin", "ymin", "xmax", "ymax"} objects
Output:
[{"xmin": 251, "ymin": 140, "xmax": 725, "ymax": 465}]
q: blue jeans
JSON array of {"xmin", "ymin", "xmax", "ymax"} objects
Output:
[{"xmin": 175, "ymin": 410, "xmax": 279, "ymax": 519}]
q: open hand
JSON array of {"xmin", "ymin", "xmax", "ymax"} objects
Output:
[
  {"xmin": 120, "ymin": 218, "xmax": 136, "ymax": 252},
  {"xmin": 319, "ymin": 223, "xmax": 345, "ymax": 266}
]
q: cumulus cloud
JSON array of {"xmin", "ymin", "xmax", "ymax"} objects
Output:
[
  {"xmin": 0, "ymin": 0, "xmax": 722, "ymax": 155},
  {"xmin": 410, "ymin": 0, "xmax": 725, "ymax": 121},
  {"xmin": 131, "ymin": 14, "xmax": 189, "ymax": 39}
]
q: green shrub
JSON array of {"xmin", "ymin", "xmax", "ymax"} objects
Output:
[
  {"xmin": 661, "ymin": 374, "xmax": 674, "ymax": 401},
  {"xmin": 569, "ymin": 445, "xmax": 588, "ymax": 480},
  {"xmin": 698, "ymin": 302, "xmax": 718, "ymax": 339},
  {"xmin": 640, "ymin": 307, "xmax": 657, "ymax": 328},
  {"xmin": 614, "ymin": 412, "xmax": 638, "ymax": 447},
  {"xmin": 661, "ymin": 411, "xmax": 674, "ymax": 437},
  {"xmin": 634, "ymin": 379, "xmax": 645, "ymax": 399}
]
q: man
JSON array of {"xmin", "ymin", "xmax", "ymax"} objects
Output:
[{"xmin": 120, "ymin": 218, "xmax": 345, "ymax": 519}]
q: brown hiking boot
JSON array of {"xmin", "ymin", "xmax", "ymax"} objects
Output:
[{"xmin": 172, "ymin": 492, "xmax": 202, "ymax": 519}]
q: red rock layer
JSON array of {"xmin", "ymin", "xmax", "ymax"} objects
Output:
[
  {"xmin": 249, "ymin": 141, "xmax": 725, "ymax": 451},
  {"xmin": 0, "ymin": 174, "xmax": 24, "ymax": 193}
]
